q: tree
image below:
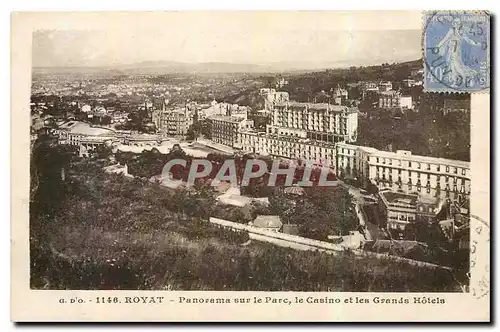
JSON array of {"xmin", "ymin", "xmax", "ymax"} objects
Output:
[
  {"xmin": 30, "ymin": 138, "xmax": 76, "ymax": 218},
  {"xmin": 268, "ymin": 187, "xmax": 295, "ymax": 224},
  {"xmin": 93, "ymin": 144, "xmax": 113, "ymax": 160},
  {"xmin": 287, "ymin": 186, "xmax": 358, "ymax": 240}
]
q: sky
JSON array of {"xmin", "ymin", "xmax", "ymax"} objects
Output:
[{"xmin": 31, "ymin": 11, "xmax": 423, "ymax": 68}]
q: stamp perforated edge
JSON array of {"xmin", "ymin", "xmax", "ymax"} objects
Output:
[{"xmin": 421, "ymin": 10, "xmax": 491, "ymax": 94}]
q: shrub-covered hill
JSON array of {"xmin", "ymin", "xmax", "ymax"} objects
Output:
[{"xmin": 30, "ymin": 150, "xmax": 460, "ymax": 291}]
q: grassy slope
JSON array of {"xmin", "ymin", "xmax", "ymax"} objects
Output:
[{"xmin": 30, "ymin": 162, "xmax": 460, "ymax": 292}]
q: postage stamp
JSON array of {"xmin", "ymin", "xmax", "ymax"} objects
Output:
[{"xmin": 423, "ymin": 11, "xmax": 490, "ymax": 93}]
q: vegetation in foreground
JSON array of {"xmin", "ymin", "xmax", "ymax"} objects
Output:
[{"xmin": 30, "ymin": 142, "xmax": 460, "ymax": 291}]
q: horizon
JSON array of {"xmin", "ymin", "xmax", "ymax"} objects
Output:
[
  {"xmin": 32, "ymin": 57, "xmax": 423, "ymax": 69},
  {"xmin": 32, "ymin": 12, "xmax": 422, "ymax": 70}
]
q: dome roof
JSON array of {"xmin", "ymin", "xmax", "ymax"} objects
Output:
[{"xmin": 284, "ymin": 186, "xmax": 305, "ymax": 196}]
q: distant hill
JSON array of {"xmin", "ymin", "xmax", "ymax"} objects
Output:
[{"xmin": 34, "ymin": 59, "xmax": 415, "ymax": 76}]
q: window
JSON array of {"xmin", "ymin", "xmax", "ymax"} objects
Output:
[
  {"xmin": 418, "ymin": 162, "xmax": 421, "ymax": 169},
  {"xmin": 427, "ymin": 186, "xmax": 431, "ymax": 193},
  {"xmin": 454, "ymin": 167, "xmax": 458, "ymax": 174},
  {"xmin": 437, "ymin": 165, "xmax": 441, "ymax": 172},
  {"xmin": 462, "ymin": 169, "xmax": 466, "ymax": 176},
  {"xmin": 409, "ymin": 161, "xmax": 412, "ymax": 168},
  {"xmin": 427, "ymin": 163, "xmax": 431, "ymax": 170},
  {"xmin": 446, "ymin": 166, "xmax": 450, "ymax": 172}
]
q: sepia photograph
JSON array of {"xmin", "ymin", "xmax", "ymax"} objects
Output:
[{"xmin": 11, "ymin": 10, "xmax": 490, "ymax": 322}]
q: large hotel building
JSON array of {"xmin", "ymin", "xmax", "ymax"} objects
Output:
[
  {"xmin": 335, "ymin": 143, "xmax": 470, "ymax": 201},
  {"xmin": 266, "ymin": 101, "xmax": 358, "ymax": 143},
  {"xmin": 237, "ymin": 90, "xmax": 357, "ymax": 168},
  {"xmin": 238, "ymin": 129, "xmax": 337, "ymax": 167}
]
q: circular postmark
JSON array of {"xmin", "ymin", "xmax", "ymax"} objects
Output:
[
  {"xmin": 467, "ymin": 213, "xmax": 490, "ymax": 299},
  {"xmin": 423, "ymin": 11, "xmax": 490, "ymax": 92}
]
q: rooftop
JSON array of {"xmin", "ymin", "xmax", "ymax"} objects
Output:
[
  {"xmin": 368, "ymin": 148, "xmax": 470, "ymax": 168},
  {"xmin": 252, "ymin": 215, "xmax": 283, "ymax": 229},
  {"xmin": 59, "ymin": 121, "xmax": 116, "ymax": 137},
  {"xmin": 208, "ymin": 115, "xmax": 244, "ymax": 123},
  {"xmin": 274, "ymin": 101, "xmax": 349, "ymax": 112},
  {"xmin": 337, "ymin": 143, "xmax": 469, "ymax": 169},
  {"xmin": 284, "ymin": 186, "xmax": 305, "ymax": 196},
  {"xmin": 380, "ymin": 190, "xmax": 418, "ymax": 207},
  {"xmin": 379, "ymin": 91, "xmax": 400, "ymax": 96}
]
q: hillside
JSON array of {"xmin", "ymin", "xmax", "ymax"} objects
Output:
[
  {"xmin": 282, "ymin": 60, "xmax": 422, "ymax": 101},
  {"xmin": 30, "ymin": 144, "xmax": 460, "ymax": 291}
]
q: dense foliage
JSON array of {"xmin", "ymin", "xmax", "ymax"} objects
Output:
[{"xmin": 357, "ymin": 107, "xmax": 470, "ymax": 161}]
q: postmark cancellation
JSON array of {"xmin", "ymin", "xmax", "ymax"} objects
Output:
[{"xmin": 423, "ymin": 11, "xmax": 490, "ymax": 93}]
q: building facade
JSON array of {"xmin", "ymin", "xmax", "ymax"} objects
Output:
[
  {"xmin": 335, "ymin": 143, "xmax": 471, "ymax": 202},
  {"xmin": 54, "ymin": 121, "xmax": 117, "ymax": 157},
  {"xmin": 378, "ymin": 190, "xmax": 419, "ymax": 232},
  {"xmin": 152, "ymin": 106, "xmax": 193, "ymax": 138},
  {"xmin": 266, "ymin": 101, "xmax": 358, "ymax": 143},
  {"xmin": 260, "ymin": 88, "xmax": 290, "ymax": 112},
  {"xmin": 209, "ymin": 116, "xmax": 253, "ymax": 148},
  {"xmin": 378, "ymin": 81, "xmax": 393, "ymax": 92},
  {"xmin": 238, "ymin": 129, "xmax": 336, "ymax": 168},
  {"xmin": 379, "ymin": 91, "xmax": 413, "ymax": 109}
]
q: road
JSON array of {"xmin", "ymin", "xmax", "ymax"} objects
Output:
[{"xmin": 341, "ymin": 182, "xmax": 377, "ymax": 241}]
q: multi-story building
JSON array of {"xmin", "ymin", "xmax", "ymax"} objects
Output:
[
  {"xmin": 266, "ymin": 101, "xmax": 358, "ymax": 143},
  {"xmin": 164, "ymin": 109, "xmax": 192, "ymax": 137},
  {"xmin": 209, "ymin": 115, "xmax": 254, "ymax": 148},
  {"xmin": 332, "ymin": 85, "xmax": 348, "ymax": 105},
  {"xmin": 360, "ymin": 81, "xmax": 380, "ymax": 93},
  {"xmin": 260, "ymin": 88, "xmax": 290, "ymax": 112},
  {"xmin": 237, "ymin": 129, "xmax": 269, "ymax": 154},
  {"xmin": 55, "ymin": 121, "xmax": 117, "ymax": 157},
  {"xmin": 378, "ymin": 91, "xmax": 413, "ymax": 109},
  {"xmin": 378, "ymin": 81, "xmax": 393, "ymax": 92},
  {"xmin": 335, "ymin": 143, "xmax": 470, "ymax": 202},
  {"xmin": 152, "ymin": 105, "xmax": 193, "ymax": 138},
  {"xmin": 402, "ymin": 79, "xmax": 422, "ymax": 88},
  {"xmin": 377, "ymin": 189, "xmax": 437, "ymax": 235},
  {"xmin": 238, "ymin": 129, "xmax": 336, "ymax": 168}
]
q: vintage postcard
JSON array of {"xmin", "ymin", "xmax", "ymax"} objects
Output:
[{"xmin": 11, "ymin": 11, "xmax": 490, "ymax": 322}]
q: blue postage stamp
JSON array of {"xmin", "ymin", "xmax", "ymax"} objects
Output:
[{"xmin": 424, "ymin": 11, "xmax": 490, "ymax": 92}]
